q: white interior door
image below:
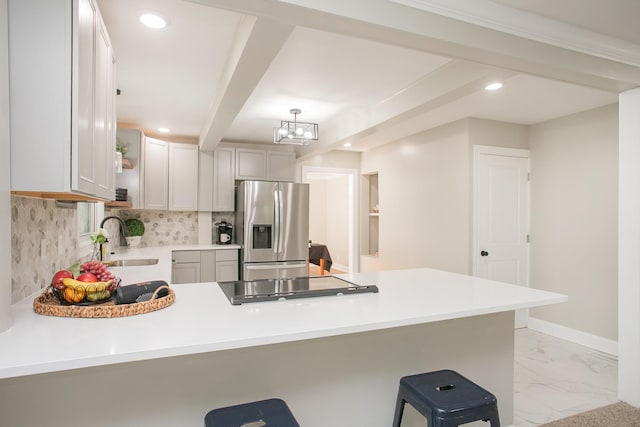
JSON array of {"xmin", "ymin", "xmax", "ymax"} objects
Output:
[{"xmin": 475, "ymin": 146, "xmax": 530, "ymax": 328}]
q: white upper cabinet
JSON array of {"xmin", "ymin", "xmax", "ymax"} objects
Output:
[
  {"xmin": 198, "ymin": 145, "xmax": 235, "ymax": 212},
  {"xmin": 8, "ymin": 0, "xmax": 116, "ymax": 201},
  {"xmin": 213, "ymin": 147, "xmax": 236, "ymax": 211},
  {"xmin": 168, "ymin": 143, "xmax": 199, "ymax": 211},
  {"xmin": 235, "ymin": 148, "xmax": 267, "ymax": 181},
  {"xmin": 143, "ymin": 137, "xmax": 198, "ymax": 211},
  {"xmin": 235, "ymin": 148, "xmax": 295, "ymax": 182},
  {"xmin": 267, "ymin": 151, "xmax": 295, "ymax": 181},
  {"xmin": 143, "ymin": 138, "xmax": 169, "ymax": 210}
]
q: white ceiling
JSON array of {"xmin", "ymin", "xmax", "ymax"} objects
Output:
[{"xmin": 96, "ymin": 0, "xmax": 636, "ymax": 155}]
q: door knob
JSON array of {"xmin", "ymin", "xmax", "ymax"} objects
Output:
[{"xmin": 480, "ymin": 250, "xmax": 489, "ymax": 256}]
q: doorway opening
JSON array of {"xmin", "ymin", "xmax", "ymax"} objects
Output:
[{"xmin": 302, "ymin": 166, "xmax": 359, "ymax": 274}]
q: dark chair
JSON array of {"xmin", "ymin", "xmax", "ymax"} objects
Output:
[
  {"xmin": 392, "ymin": 369, "xmax": 500, "ymax": 427},
  {"xmin": 205, "ymin": 398, "xmax": 300, "ymax": 427}
]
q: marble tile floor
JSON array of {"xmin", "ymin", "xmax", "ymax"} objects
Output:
[{"xmin": 514, "ymin": 328, "xmax": 618, "ymax": 426}]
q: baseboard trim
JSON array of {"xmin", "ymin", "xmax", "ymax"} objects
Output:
[
  {"xmin": 332, "ymin": 262, "xmax": 349, "ymax": 272},
  {"xmin": 528, "ymin": 317, "xmax": 618, "ymax": 356}
]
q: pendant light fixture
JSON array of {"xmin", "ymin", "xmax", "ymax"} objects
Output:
[{"xmin": 273, "ymin": 109, "xmax": 319, "ymax": 145}]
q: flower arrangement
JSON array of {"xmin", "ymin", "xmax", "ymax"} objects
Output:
[
  {"xmin": 89, "ymin": 228, "xmax": 110, "ymax": 260},
  {"xmin": 90, "ymin": 228, "xmax": 110, "ymax": 245}
]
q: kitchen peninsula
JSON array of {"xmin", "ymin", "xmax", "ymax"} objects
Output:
[{"xmin": 0, "ymin": 249, "xmax": 566, "ymax": 427}]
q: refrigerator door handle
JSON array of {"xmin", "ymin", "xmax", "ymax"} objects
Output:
[
  {"xmin": 245, "ymin": 261, "xmax": 308, "ymax": 270},
  {"xmin": 274, "ymin": 187, "xmax": 282, "ymax": 257}
]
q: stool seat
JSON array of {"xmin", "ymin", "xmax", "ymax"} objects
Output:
[
  {"xmin": 392, "ymin": 369, "xmax": 500, "ymax": 427},
  {"xmin": 205, "ymin": 398, "xmax": 300, "ymax": 427}
]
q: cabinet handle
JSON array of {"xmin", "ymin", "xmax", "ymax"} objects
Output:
[{"xmin": 480, "ymin": 250, "xmax": 489, "ymax": 257}]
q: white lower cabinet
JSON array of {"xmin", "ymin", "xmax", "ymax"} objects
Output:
[
  {"xmin": 171, "ymin": 251, "xmax": 201, "ymax": 284},
  {"xmin": 172, "ymin": 249, "xmax": 238, "ymax": 284},
  {"xmin": 200, "ymin": 250, "xmax": 216, "ymax": 282},
  {"xmin": 215, "ymin": 250, "xmax": 239, "ymax": 282}
]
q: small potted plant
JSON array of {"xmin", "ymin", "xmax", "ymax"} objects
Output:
[
  {"xmin": 116, "ymin": 140, "xmax": 132, "ymax": 169},
  {"xmin": 125, "ymin": 218, "xmax": 145, "ymax": 247}
]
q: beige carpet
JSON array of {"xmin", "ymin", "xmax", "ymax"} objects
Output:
[{"xmin": 541, "ymin": 402, "xmax": 640, "ymax": 426}]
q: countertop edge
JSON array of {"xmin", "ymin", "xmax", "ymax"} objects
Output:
[{"xmin": 0, "ymin": 289, "xmax": 567, "ymax": 380}]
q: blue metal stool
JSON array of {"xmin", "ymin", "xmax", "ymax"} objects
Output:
[
  {"xmin": 204, "ymin": 398, "xmax": 300, "ymax": 427},
  {"xmin": 392, "ymin": 369, "xmax": 500, "ymax": 427}
]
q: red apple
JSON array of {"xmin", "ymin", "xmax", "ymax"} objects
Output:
[
  {"xmin": 51, "ymin": 270, "xmax": 73, "ymax": 291},
  {"xmin": 77, "ymin": 272, "xmax": 98, "ymax": 283}
]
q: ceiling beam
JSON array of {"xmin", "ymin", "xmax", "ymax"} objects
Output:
[
  {"xmin": 199, "ymin": 15, "xmax": 293, "ymax": 151},
  {"xmin": 189, "ymin": 0, "xmax": 640, "ymax": 93}
]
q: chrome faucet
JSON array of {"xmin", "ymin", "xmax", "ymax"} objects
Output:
[{"xmin": 100, "ymin": 216, "xmax": 130, "ymax": 240}]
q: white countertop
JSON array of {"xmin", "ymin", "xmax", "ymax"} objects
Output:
[{"xmin": 0, "ymin": 248, "xmax": 566, "ymax": 380}]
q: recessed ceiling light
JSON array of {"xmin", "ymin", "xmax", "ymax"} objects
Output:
[
  {"xmin": 139, "ymin": 13, "xmax": 167, "ymax": 29},
  {"xmin": 343, "ymin": 143, "xmax": 352, "ymax": 147},
  {"xmin": 485, "ymin": 82, "xmax": 503, "ymax": 91},
  {"xmin": 158, "ymin": 127, "xmax": 171, "ymax": 133}
]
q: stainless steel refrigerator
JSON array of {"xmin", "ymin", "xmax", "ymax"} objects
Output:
[{"xmin": 236, "ymin": 181, "xmax": 309, "ymax": 280}]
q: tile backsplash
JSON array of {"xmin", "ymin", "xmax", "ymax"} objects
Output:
[
  {"xmin": 110, "ymin": 210, "xmax": 200, "ymax": 247},
  {"xmin": 11, "ymin": 195, "xmax": 232, "ymax": 303},
  {"xmin": 10, "ymin": 196, "xmax": 78, "ymax": 303}
]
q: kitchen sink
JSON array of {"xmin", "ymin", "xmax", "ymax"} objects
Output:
[{"xmin": 109, "ymin": 258, "xmax": 159, "ymax": 267}]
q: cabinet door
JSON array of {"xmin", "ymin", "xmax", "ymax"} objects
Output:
[
  {"xmin": 213, "ymin": 147, "xmax": 235, "ymax": 211},
  {"xmin": 92, "ymin": 13, "xmax": 116, "ymax": 199},
  {"xmin": 169, "ymin": 143, "xmax": 199, "ymax": 211},
  {"xmin": 215, "ymin": 250, "xmax": 238, "ymax": 281},
  {"xmin": 216, "ymin": 261, "xmax": 239, "ymax": 282},
  {"xmin": 172, "ymin": 251, "xmax": 201, "ymax": 284},
  {"xmin": 172, "ymin": 263, "xmax": 201, "ymax": 284},
  {"xmin": 235, "ymin": 148, "xmax": 266, "ymax": 180},
  {"xmin": 143, "ymin": 138, "xmax": 169, "ymax": 209},
  {"xmin": 267, "ymin": 151, "xmax": 295, "ymax": 182},
  {"xmin": 75, "ymin": 0, "xmax": 97, "ymax": 195}
]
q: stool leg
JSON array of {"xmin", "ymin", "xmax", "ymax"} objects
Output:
[
  {"xmin": 391, "ymin": 393, "xmax": 405, "ymax": 427},
  {"xmin": 488, "ymin": 413, "xmax": 500, "ymax": 427}
]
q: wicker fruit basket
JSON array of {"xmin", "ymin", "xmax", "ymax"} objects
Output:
[{"xmin": 33, "ymin": 285, "xmax": 175, "ymax": 318}]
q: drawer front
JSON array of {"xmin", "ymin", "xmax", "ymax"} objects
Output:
[
  {"xmin": 216, "ymin": 249, "xmax": 238, "ymax": 262},
  {"xmin": 172, "ymin": 250, "xmax": 201, "ymax": 263}
]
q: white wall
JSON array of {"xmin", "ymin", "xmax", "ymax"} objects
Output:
[
  {"xmin": 308, "ymin": 179, "xmax": 327, "ymax": 243},
  {"xmin": 325, "ymin": 175, "xmax": 350, "ymax": 269},
  {"xmin": 296, "ymin": 150, "xmax": 361, "ymax": 178},
  {"xmin": 0, "ymin": 0, "xmax": 13, "ymax": 332},
  {"xmin": 528, "ymin": 104, "xmax": 619, "ymax": 341},
  {"xmin": 468, "ymin": 118, "xmax": 529, "ymax": 150},
  {"xmin": 361, "ymin": 120, "xmax": 472, "ymax": 274}
]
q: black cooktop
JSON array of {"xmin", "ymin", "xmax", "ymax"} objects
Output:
[{"xmin": 217, "ymin": 276, "xmax": 379, "ymax": 305}]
